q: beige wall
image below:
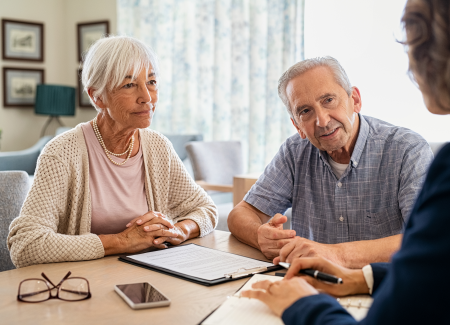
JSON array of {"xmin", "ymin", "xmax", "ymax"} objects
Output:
[{"xmin": 0, "ymin": 0, "xmax": 116, "ymax": 151}]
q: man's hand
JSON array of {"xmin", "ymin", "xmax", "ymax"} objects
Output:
[
  {"xmin": 285, "ymin": 257, "xmax": 369, "ymax": 297},
  {"xmin": 257, "ymin": 213, "xmax": 296, "ymax": 259},
  {"xmin": 241, "ymin": 278, "xmax": 318, "ymax": 317},
  {"xmin": 273, "ymin": 236, "xmax": 345, "ymax": 266}
]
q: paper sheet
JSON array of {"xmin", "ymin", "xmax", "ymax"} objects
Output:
[
  {"xmin": 202, "ymin": 296, "xmax": 284, "ymax": 325},
  {"xmin": 235, "ymin": 274, "xmax": 282, "ymax": 296},
  {"xmin": 202, "ymin": 274, "xmax": 283, "ymax": 325},
  {"xmin": 127, "ymin": 244, "xmax": 274, "ymax": 281}
]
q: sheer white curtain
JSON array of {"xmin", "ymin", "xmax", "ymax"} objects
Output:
[{"xmin": 117, "ymin": 0, "xmax": 304, "ymax": 172}]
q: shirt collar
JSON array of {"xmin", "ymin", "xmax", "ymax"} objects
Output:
[
  {"xmin": 350, "ymin": 113, "xmax": 369, "ymax": 168},
  {"xmin": 318, "ymin": 113, "xmax": 369, "ymax": 169}
]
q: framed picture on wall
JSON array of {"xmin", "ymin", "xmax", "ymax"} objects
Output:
[
  {"xmin": 77, "ymin": 69, "xmax": 93, "ymax": 108},
  {"xmin": 2, "ymin": 19, "xmax": 44, "ymax": 62},
  {"xmin": 2, "ymin": 67, "xmax": 45, "ymax": 107},
  {"xmin": 77, "ymin": 20, "xmax": 109, "ymax": 62}
]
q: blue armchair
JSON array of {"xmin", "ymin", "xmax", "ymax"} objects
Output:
[{"xmin": 0, "ymin": 136, "xmax": 53, "ymax": 175}]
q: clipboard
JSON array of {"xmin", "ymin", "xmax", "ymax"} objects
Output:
[{"xmin": 119, "ymin": 244, "xmax": 282, "ymax": 286}]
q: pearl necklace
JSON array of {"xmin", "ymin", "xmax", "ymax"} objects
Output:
[{"xmin": 93, "ymin": 117, "xmax": 134, "ymax": 166}]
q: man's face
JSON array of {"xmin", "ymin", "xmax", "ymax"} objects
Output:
[{"xmin": 286, "ymin": 66, "xmax": 362, "ymax": 153}]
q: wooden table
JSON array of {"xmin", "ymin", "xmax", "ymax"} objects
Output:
[
  {"xmin": 0, "ymin": 231, "xmax": 279, "ymax": 325},
  {"xmin": 233, "ymin": 173, "xmax": 260, "ymax": 206}
]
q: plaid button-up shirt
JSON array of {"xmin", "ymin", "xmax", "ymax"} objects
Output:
[{"xmin": 245, "ymin": 114, "xmax": 433, "ymax": 244}]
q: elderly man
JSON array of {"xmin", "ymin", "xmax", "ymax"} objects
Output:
[{"xmin": 228, "ymin": 56, "xmax": 433, "ymax": 268}]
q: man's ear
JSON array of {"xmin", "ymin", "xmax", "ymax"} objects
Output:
[
  {"xmin": 87, "ymin": 88, "xmax": 107, "ymax": 109},
  {"xmin": 351, "ymin": 86, "xmax": 362, "ymax": 114},
  {"xmin": 290, "ymin": 118, "xmax": 306, "ymax": 139}
]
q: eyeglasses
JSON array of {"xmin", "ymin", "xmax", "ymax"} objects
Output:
[{"xmin": 17, "ymin": 271, "xmax": 91, "ymax": 303}]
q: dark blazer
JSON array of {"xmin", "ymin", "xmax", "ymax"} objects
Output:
[
  {"xmin": 370, "ymin": 263, "xmax": 389, "ymax": 294},
  {"xmin": 282, "ymin": 143, "xmax": 450, "ymax": 325}
]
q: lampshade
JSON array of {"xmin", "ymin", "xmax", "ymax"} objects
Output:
[{"xmin": 35, "ymin": 84, "xmax": 75, "ymax": 116}]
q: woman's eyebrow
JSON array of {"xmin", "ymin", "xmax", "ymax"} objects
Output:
[{"xmin": 123, "ymin": 73, "xmax": 155, "ymax": 80}]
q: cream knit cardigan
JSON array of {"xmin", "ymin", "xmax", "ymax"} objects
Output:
[{"xmin": 8, "ymin": 125, "xmax": 217, "ymax": 268}]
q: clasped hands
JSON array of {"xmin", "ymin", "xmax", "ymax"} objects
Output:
[{"xmin": 118, "ymin": 211, "xmax": 186, "ymax": 254}]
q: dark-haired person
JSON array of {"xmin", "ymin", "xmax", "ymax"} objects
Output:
[{"xmin": 242, "ymin": 0, "xmax": 450, "ymax": 324}]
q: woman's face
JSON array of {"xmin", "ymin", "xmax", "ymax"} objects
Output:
[
  {"xmin": 100, "ymin": 67, "xmax": 158, "ymax": 130},
  {"xmin": 416, "ymin": 75, "xmax": 449, "ymax": 116}
]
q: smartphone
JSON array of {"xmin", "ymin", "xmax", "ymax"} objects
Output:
[{"xmin": 114, "ymin": 282, "xmax": 171, "ymax": 309}]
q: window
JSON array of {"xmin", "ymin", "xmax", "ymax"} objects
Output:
[{"xmin": 305, "ymin": 0, "xmax": 450, "ymax": 142}]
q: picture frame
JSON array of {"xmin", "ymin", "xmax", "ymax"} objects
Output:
[
  {"xmin": 77, "ymin": 69, "xmax": 93, "ymax": 108},
  {"xmin": 2, "ymin": 67, "xmax": 45, "ymax": 107},
  {"xmin": 77, "ymin": 20, "xmax": 109, "ymax": 62},
  {"xmin": 2, "ymin": 19, "xmax": 44, "ymax": 62}
]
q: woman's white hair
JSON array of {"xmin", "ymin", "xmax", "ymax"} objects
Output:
[
  {"xmin": 278, "ymin": 56, "xmax": 352, "ymax": 119},
  {"xmin": 81, "ymin": 35, "xmax": 159, "ymax": 111}
]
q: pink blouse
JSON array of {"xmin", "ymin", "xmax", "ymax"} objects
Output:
[{"xmin": 81, "ymin": 122, "xmax": 148, "ymax": 235}]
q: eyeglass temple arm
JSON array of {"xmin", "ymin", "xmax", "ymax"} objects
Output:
[{"xmin": 41, "ymin": 271, "xmax": 72, "ymax": 288}]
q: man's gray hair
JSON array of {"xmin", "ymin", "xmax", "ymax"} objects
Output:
[
  {"xmin": 278, "ymin": 56, "xmax": 352, "ymax": 119},
  {"xmin": 82, "ymin": 35, "xmax": 159, "ymax": 111}
]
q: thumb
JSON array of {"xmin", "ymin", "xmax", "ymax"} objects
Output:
[{"xmin": 271, "ymin": 213, "xmax": 287, "ymax": 226}]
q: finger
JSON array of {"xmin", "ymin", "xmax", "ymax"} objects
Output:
[
  {"xmin": 163, "ymin": 237, "xmax": 181, "ymax": 245},
  {"xmin": 153, "ymin": 243, "xmax": 168, "ymax": 249},
  {"xmin": 151, "ymin": 228, "xmax": 179, "ymax": 238},
  {"xmin": 251, "ymin": 280, "xmax": 274, "ymax": 290},
  {"xmin": 140, "ymin": 216, "xmax": 174, "ymax": 229},
  {"xmin": 273, "ymin": 256, "xmax": 280, "ymax": 265},
  {"xmin": 241, "ymin": 289, "xmax": 272, "ymax": 305},
  {"xmin": 270, "ymin": 213, "xmax": 287, "ymax": 226},
  {"xmin": 126, "ymin": 215, "xmax": 145, "ymax": 227},
  {"xmin": 126, "ymin": 211, "xmax": 158, "ymax": 227},
  {"xmin": 143, "ymin": 224, "xmax": 167, "ymax": 232},
  {"xmin": 299, "ymin": 275, "xmax": 340, "ymax": 295},
  {"xmin": 260, "ymin": 226, "xmax": 296, "ymax": 240},
  {"xmin": 276, "ymin": 238, "xmax": 295, "ymax": 249},
  {"xmin": 285, "ymin": 257, "xmax": 332, "ymax": 279},
  {"xmin": 279, "ymin": 240, "xmax": 296, "ymax": 262},
  {"xmin": 153, "ymin": 236, "xmax": 169, "ymax": 245}
]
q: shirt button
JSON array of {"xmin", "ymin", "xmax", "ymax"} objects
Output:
[
  {"xmin": 337, "ymin": 182, "xmax": 342, "ymax": 188},
  {"xmin": 339, "ymin": 216, "xmax": 344, "ymax": 222}
]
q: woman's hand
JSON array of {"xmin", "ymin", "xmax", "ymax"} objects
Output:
[
  {"xmin": 241, "ymin": 278, "xmax": 318, "ymax": 317},
  {"xmin": 99, "ymin": 214, "xmax": 180, "ymax": 255},
  {"xmin": 126, "ymin": 211, "xmax": 174, "ymax": 230},
  {"xmin": 152, "ymin": 219, "xmax": 201, "ymax": 246},
  {"xmin": 284, "ymin": 257, "xmax": 369, "ymax": 297}
]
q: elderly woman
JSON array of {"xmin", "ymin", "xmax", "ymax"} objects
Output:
[
  {"xmin": 7, "ymin": 36, "xmax": 217, "ymax": 268},
  {"xmin": 242, "ymin": 0, "xmax": 450, "ymax": 324}
]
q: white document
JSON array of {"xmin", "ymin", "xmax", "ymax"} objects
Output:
[
  {"xmin": 202, "ymin": 274, "xmax": 284, "ymax": 325},
  {"xmin": 202, "ymin": 274, "xmax": 374, "ymax": 324},
  {"xmin": 127, "ymin": 244, "xmax": 274, "ymax": 281}
]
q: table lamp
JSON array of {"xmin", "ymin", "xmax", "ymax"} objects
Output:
[{"xmin": 35, "ymin": 84, "xmax": 75, "ymax": 137}]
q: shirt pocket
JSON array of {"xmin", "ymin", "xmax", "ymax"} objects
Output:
[{"xmin": 364, "ymin": 205, "xmax": 404, "ymax": 240}]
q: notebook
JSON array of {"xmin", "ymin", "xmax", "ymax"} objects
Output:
[{"xmin": 200, "ymin": 274, "xmax": 373, "ymax": 324}]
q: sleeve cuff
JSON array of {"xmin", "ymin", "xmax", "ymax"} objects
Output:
[{"xmin": 362, "ymin": 264, "xmax": 374, "ymax": 295}]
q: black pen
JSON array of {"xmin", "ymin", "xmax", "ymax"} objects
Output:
[{"xmin": 279, "ymin": 262, "xmax": 343, "ymax": 284}]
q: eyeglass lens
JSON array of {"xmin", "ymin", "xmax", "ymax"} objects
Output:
[
  {"xmin": 59, "ymin": 278, "xmax": 90, "ymax": 301},
  {"xmin": 19, "ymin": 280, "xmax": 50, "ymax": 302}
]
